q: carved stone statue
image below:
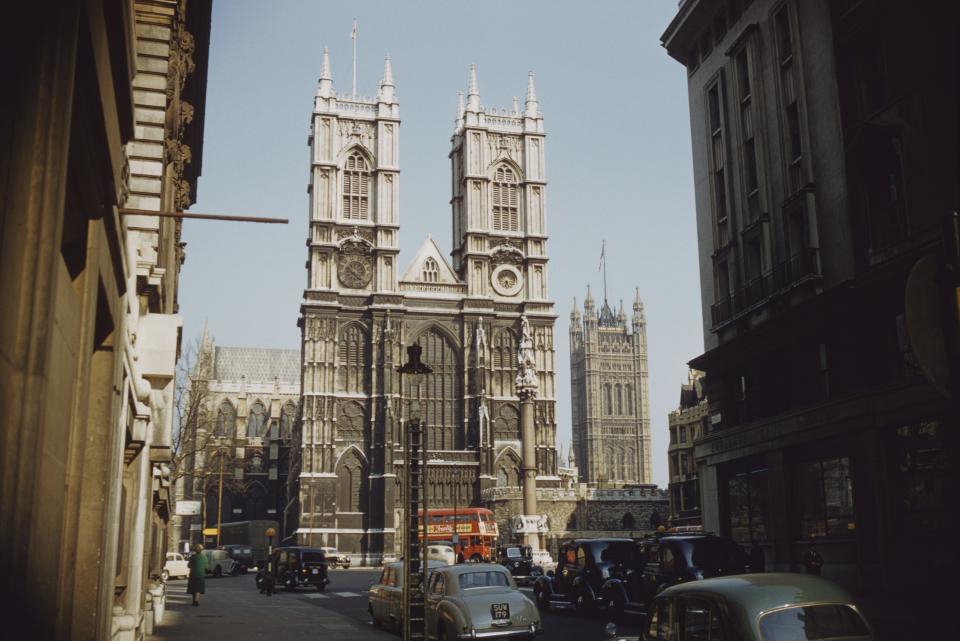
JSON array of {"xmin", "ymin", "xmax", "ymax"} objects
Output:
[{"xmin": 516, "ymin": 314, "xmax": 538, "ymax": 393}]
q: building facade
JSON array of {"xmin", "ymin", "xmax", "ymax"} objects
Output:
[
  {"xmin": 173, "ymin": 334, "xmax": 299, "ymax": 547},
  {"xmin": 0, "ymin": 1, "xmax": 210, "ymax": 639},
  {"xmin": 662, "ymin": 0, "xmax": 956, "ymax": 636},
  {"xmin": 569, "ymin": 288, "xmax": 652, "ymax": 486},
  {"xmin": 289, "ymin": 56, "xmax": 559, "ymax": 563},
  {"xmin": 667, "ymin": 369, "xmax": 707, "ymax": 526}
]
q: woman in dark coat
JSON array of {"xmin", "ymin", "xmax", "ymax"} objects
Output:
[{"xmin": 187, "ymin": 544, "xmax": 208, "ymax": 606}]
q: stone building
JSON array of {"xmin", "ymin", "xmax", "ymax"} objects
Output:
[
  {"xmin": 667, "ymin": 369, "xmax": 707, "ymax": 526},
  {"xmin": 0, "ymin": 2, "xmax": 210, "ymax": 639},
  {"xmin": 569, "ymin": 287, "xmax": 652, "ymax": 486},
  {"xmin": 662, "ymin": 0, "xmax": 956, "ymax": 635},
  {"xmin": 289, "ymin": 55, "xmax": 559, "ymax": 563},
  {"xmin": 172, "ymin": 332, "xmax": 299, "ymax": 546}
]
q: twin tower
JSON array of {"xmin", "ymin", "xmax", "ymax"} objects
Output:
[{"xmin": 292, "ymin": 49, "xmax": 558, "ymax": 561}]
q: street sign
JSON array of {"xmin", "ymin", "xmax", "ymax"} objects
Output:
[
  {"xmin": 175, "ymin": 500, "xmax": 201, "ymax": 516},
  {"xmin": 512, "ymin": 514, "xmax": 549, "ymax": 534}
]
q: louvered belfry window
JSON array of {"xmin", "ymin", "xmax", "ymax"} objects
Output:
[
  {"xmin": 492, "ymin": 164, "xmax": 519, "ymax": 232},
  {"xmin": 342, "ymin": 151, "xmax": 370, "ymax": 220}
]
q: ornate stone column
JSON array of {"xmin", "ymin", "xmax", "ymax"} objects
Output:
[{"xmin": 516, "ymin": 315, "xmax": 540, "ymax": 549}]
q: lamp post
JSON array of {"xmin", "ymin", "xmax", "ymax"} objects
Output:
[
  {"xmin": 451, "ymin": 468, "xmax": 462, "ymax": 562},
  {"xmin": 397, "ymin": 344, "xmax": 432, "ymax": 641}
]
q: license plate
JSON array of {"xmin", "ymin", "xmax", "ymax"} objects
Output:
[
  {"xmin": 311, "ymin": 568, "xmax": 318, "ymax": 574},
  {"xmin": 491, "ymin": 603, "xmax": 510, "ymax": 620}
]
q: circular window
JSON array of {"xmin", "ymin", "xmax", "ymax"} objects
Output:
[{"xmin": 491, "ymin": 264, "xmax": 523, "ymax": 296}]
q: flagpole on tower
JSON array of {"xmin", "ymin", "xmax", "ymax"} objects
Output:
[
  {"xmin": 351, "ymin": 19, "xmax": 358, "ymax": 97},
  {"xmin": 601, "ymin": 240, "xmax": 608, "ymax": 303}
]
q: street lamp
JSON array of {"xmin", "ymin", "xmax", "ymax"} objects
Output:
[{"xmin": 397, "ymin": 343, "xmax": 432, "ymax": 641}]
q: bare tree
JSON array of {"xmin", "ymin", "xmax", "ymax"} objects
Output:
[{"xmin": 172, "ymin": 337, "xmax": 250, "ymax": 536}]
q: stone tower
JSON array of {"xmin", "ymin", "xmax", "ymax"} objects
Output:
[{"xmin": 570, "ymin": 287, "xmax": 652, "ymax": 486}]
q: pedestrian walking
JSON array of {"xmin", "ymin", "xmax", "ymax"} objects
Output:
[
  {"xmin": 187, "ymin": 544, "xmax": 208, "ymax": 606},
  {"xmin": 749, "ymin": 540, "xmax": 765, "ymax": 573},
  {"xmin": 801, "ymin": 541, "xmax": 823, "ymax": 576}
]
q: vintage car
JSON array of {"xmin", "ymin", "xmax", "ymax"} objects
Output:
[
  {"xmin": 368, "ymin": 559, "xmax": 447, "ymax": 631},
  {"xmin": 255, "ymin": 546, "xmax": 329, "ymax": 591},
  {"xmin": 533, "ymin": 538, "xmax": 639, "ymax": 615},
  {"xmin": 201, "ymin": 549, "xmax": 238, "ymax": 577},
  {"xmin": 162, "ymin": 552, "xmax": 189, "ymax": 580},
  {"xmin": 604, "ymin": 573, "xmax": 875, "ymax": 641},
  {"xmin": 632, "ymin": 534, "xmax": 748, "ymax": 605},
  {"xmin": 426, "ymin": 564, "xmax": 542, "ymax": 640},
  {"xmin": 319, "ymin": 546, "xmax": 351, "ymax": 569},
  {"xmin": 497, "ymin": 545, "xmax": 543, "ymax": 586},
  {"xmin": 428, "ymin": 543, "xmax": 457, "ymax": 566},
  {"xmin": 219, "ymin": 544, "xmax": 253, "ymax": 574}
]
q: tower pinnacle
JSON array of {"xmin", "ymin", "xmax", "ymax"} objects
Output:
[
  {"xmin": 318, "ymin": 47, "xmax": 333, "ymax": 98},
  {"xmin": 467, "ymin": 63, "xmax": 481, "ymax": 112},
  {"xmin": 525, "ymin": 71, "xmax": 539, "ymax": 118},
  {"xmin": 378, "ymin": 55, "xmax": 395, "ymax": 103},
  {"xmin": 455, "ymin": 91, "xmax": 465, "ymax": 129}
]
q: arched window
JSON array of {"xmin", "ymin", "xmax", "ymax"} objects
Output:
[
  {"xmin": 496, "ymin": 451, "xmax": 521, "ymax": 487},
  {"xmin": 338, "ymin": 324, "xmax": 368, "ymax": 393},
  {"xmin": 625, "ymin": 385, "xmax": 634, "ymax": 415},
  {"xmin": 616, "ymin": 384, "xmax": 623, "ymax": 414},
  {"xmin": 336, "ymin": 449, "xmax": 366, "ymax": 512},
  {"xmin": 279, "ymin": 402, "xmax": 296, "ymax": 439},
  {"xmin": 407, "ymin": 329, "xmax": 463, "ymax": 450},
  {"xmin": 490, "ymin": 329, "xmax": 516, "ymax": 397},
  {"xmin": 493, "ymin": 404, "xmax": 520, "ymax": 441},
  {"xmin": 337, "ymin": 401, "xmax": 367, "ymax": 443},
  {"xmin": 491, "ymin": 164, "xmax": 519, "ymax": 232},
  {"xmin": 216, "ymin": 401, "xmax": 236, "ymax": 437},
  {"xmin": 567, "ymin": 514, "xmax": 578, "ymax": 531},
  {"xmin": 247, "ymin": 401, "xmax": 268, "ymax": 438},
  {"xmin": 422, "ymin": 257, "xmax": 439, "ymax": 283},
  {"xmin": 618, "ymin": 450, "xmax": 626, "ymax": 480},
  {"xmin": 622, "ymin": 513, "xmax": 635, "ymax": 530},
  {"xmin": 342, "ymin": 151, "xmax": 370, "ymax": 220},
  {"xmin": 604, "ymin": 385, "xmax": 613, "ymax": 415},
  {"xmin": 245, "ymin": 482, "xmax": 267, "ymax": 521},
  {"xmin": 626, "ymin": 447, "xmax": 636, "ymax": 480}
]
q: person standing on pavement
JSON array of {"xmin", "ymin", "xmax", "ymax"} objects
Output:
[
  {"xmin": 801, "ymin": 541, "xmax": 823, "ymax": 576},
  {"xmin": 187, "ymin": 544, "xmax": 208, "ymax": 606}
]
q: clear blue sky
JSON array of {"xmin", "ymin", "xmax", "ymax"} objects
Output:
[{"xmin": 181, "ymin": 0, "xmax": 700, "ymax": 487}]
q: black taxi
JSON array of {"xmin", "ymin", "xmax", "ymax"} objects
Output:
[{"xmin": 255, "ymin": 546, "xmax": 329, "ymax": 592}]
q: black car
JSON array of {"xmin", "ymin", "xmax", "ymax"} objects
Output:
[
  {"xmin": 533, "ymin": 538, "xmax": 640, "ymax": 616},
  {"xmin": 255, "ymin": 546, "xmax": 329, "ymax": 593},
  {"xmin": 220, "ymin": 544, "xmax": 254, "ymax": 574},
  {"xmin": 601, "ymin": 533, "xmax": 748, "ymax": 617},
  {"xmin": 496, "ymin": 545, "xmax": 542, "ymax": 585}
]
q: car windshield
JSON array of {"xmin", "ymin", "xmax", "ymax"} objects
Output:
[
  {"xmin": 759, "ymin": 604, "xmax": 870, "ymax": 641},
  {"xmin": 505, "ymin": 547, "xmax": 522, "ymax": 558},
  {"xmin": 688, "ymin": 538, "xmax": 746, "ymax": 572},
  {"xmin": 458, "ymin": 571, "xmax": 510, "ymax": 590},
  {"xmin": 241, "ymin": 548, "xmax": 251, "ymax": 554},
  {"xmin": 301, "ymin": 552, "xmax": 325, "ymax": 563},
  {"xmin": 596, "ymin": 541, "xmax": 638, "ymax": 564}
]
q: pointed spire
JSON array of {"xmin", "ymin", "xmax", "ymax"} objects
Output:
[
  {"xmin": 466, "ymin": 63, "xmax": 481, "ymax": 112},
  {"xmin": 524, "ymin": 71, "xmax": 539, "ymax": 118},
  {"xmin": 618, "ymin": 299, "xmax": 627, "ymax": 320},
  {"xmin": 570, "ymin": 297, "xmax": 581, "ymax": 322},
  {"xmin": 584, "ymin": 285, "xmax": 596, "ymax": 316},
  {"xmin": 633, "ymin": 287, "xmax": 646, "ymax": 325},
  {"xmin": 455, "ymin": 91, "xmax": 465, "ymax": 129},
  {"xmin": 512, "ymin": 96, "xmax": 520, "ymax": 115},
  {"xmin": 378, "ymin": 55, "xmax": 395, "ymax": 103},
  {"xmin": 318, "ymin": 46, "xmax": 334, "ymax": 98},
  {"xmin": 568, "ymin": 443, "xmax": 577, "ymax": 468}
]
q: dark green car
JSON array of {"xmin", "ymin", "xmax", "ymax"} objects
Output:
[{"xmin": 606, "ymin": 573, "xmax": 874, "ymax": 641}]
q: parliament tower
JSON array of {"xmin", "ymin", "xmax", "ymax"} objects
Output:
[{"xmin": 291, "ymin": 52, "xmax": 558, "ymax": 563}]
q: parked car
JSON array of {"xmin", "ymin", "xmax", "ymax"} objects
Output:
[
  {"xmin": 201, "ymin": 549, "xmax": 237, "ymax": 577},
  {"xmin": 220, "ymin": 544, "xmax": 254, "ymax": 574},
  {"xmin": 162, "ymin": 552, "xmax": 189, "ymax": 580},
  {"xmin": 319, "ymin": 546, "xmax": 351, "ymax": 569},
  {"xmin": 425, "ymin": 564, "xmax": 542, "ymax": 640},
  {"xmin": 497, "ymin": 545, "xmax": 543, "ymax": 586},
  {"xmin": 533, "ymin": 538, "xmax": 639, "ymax": 615},
  {"xmin": 255, "ymin": 546, "xmax": 329, "ymax": 591},
  {"xmin": 604, "ymin": 573, "xmax": 875, "ymax": 641},
  {"xmin": 368, "ymin": 560, "xmax": 447, "ymax": 631},
  {"xmin": 428, "ymin": 543, "xmax": 457, "ymax": 566}
]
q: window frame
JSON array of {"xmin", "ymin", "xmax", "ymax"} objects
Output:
[{"xmin": 491, "ymin": 164, "xmax": 520, "ymax": 233}]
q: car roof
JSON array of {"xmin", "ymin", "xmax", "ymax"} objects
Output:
[
  {"xmin": 571, "ymin": 538, "xmax": 634, "ymax": 545},
  {"xmin": 433, "ymin": 563, "xmax": 511, "ymax": 577},
  {"xmin": 385, "ymin": 560, "xmax": 446, "ymax": 570},
  {"xmin": 659, "ymin": 573, "xmax": 859, "ymax": 621}
]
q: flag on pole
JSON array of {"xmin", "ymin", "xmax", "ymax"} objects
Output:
[
  {"xmin": 598, "ymin": 240, "xmax": 606, "ymax": 271},
  {"xmin": 350, "ymin": 19, "xmax": 357, "ymax": 41}
]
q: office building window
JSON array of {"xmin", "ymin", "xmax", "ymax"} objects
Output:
[
  {"xmin": 795, "ymin": 455, "xmax": 856, "ymax": 538},
  {"xmin": 727, "ymin": 465, "xmax": 769, "ymax": 542},
  {"xmin": 708, "ymin": 81, "xmax": 732, "ymax": 247}
]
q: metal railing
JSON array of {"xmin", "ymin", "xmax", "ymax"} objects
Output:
[{"xmin": 711, "ymin": 248, "xmax": 820, "ymax": 326}]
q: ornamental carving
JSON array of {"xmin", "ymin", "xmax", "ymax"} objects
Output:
[
  {"xmin": 338, "ymin": 120, "xmax": 376, "ymax": 152},
  {"xmin": 336, "ymin": 227, "xmax": 375, "ymax": 246},
  {"xmin": 491, "ymin": 244, "xmax": 524, "ymax": 267},
  {"xmin": 175, "ymin": 179, "xmax": 192, "ymax": 210}
]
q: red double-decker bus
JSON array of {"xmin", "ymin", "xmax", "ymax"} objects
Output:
[{"xmin": 419, "ymin": 507, "xmax": 499, "ymax": 562}]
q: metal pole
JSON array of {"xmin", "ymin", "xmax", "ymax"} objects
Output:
[
  {"xmin": 216, "ymin": 451, "xmax": 224, "ymax": 547},
  {"xmin": 118, "ymin": 207, "xmax": 288, "ymax": 224}
]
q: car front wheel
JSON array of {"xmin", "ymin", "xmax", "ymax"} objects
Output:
[{"xmin": 213, "ymin": 566, "xmax": 222, "ymax": 578}]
